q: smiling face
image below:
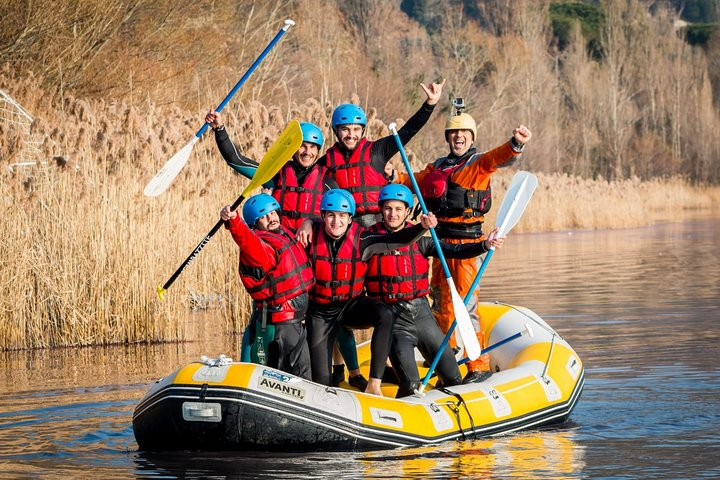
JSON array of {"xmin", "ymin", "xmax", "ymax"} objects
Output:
[
  {"xmin": 381, "ymin": 200, "xmax": 410, "ymax": 232},
  {"xmin": 335, "ymin": 124, "xmax": 364, "ymax": 151},
  {"xmin": 294, "ymin": 142, "xmax": 320, "ymax": 168},
  {"xmin": 447, "ymin": 129, "xmax": 474, "ymax": 157},
  {"xmin": 321, "ymin": 211, "xmax": 352, "ymax": 238},
  {"xmin": 255, "ymin": 211, "xmax": 280, "ymax": 232}
]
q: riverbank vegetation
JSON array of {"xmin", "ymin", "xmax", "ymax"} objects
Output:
[{"xmin": 1, "ymin": 0, "xmax": 719, "ymax": 350}]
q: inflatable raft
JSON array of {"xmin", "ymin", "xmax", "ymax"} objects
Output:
[{"xmin": 133, "ymin": 302, "xmax": 584, "ymax": 451}]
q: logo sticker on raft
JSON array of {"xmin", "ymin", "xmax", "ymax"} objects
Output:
[
  {"xmin": 258, "ymin": 369, "xmax": 306, "ymax": 400},
  {"xmin": 262, "ymin": 369, "xmax": 293, "ymax": 383}
]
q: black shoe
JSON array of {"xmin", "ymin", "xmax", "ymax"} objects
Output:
[
  {"xmin": 331, "ymin": 365, "xmax": 345, "ymax": 387},
  {"xmin": 348, "ymin": 374, "xmax": 369, "ymax": 391},
  {"xmin": 462, "ymin": 370, "xmax": 492, "ymax": 384}
]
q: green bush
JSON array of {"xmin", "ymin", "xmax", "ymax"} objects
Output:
[{"xmin": 550, "ymin": 2, "xmax": 605, "ymax": 59}]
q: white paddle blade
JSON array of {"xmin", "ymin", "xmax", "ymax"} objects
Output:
[
  {"xmin": 143, "ymin": 137, "xmax": 199, "ymax": 197},
  {"xmin": 495, "ymin": 171, "xmax": 538, "ymax": 237},
  {"xmin": 448, "ymin": 278, "xmax": 482, "ymax": 360}
]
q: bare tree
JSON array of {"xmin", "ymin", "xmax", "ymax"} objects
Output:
[{"xmin": 595, "ymin": 0, "xmax": 644, "ymax": 180}]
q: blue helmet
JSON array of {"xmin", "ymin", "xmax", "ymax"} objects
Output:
[
  {"xmin": 242, "ymin": 193, "xmax": 280, "ymax": 226},
  {"xmin": 331, "ymin": 104, "xmax": 367, "ymax": 128},
  {"xmin": 378, "ymin": 184, "xmax": 414, "ymax": 209},
  {"xmin": 320, "ymin": 189, "xmax": 356, "ymax": 216},
  {"xmin": 300, "ymin": 122, "xmax": 324, "ymax": 147}
]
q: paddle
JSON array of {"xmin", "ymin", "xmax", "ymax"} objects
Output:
[
  {"xmin": 417, "ymin": 170, "xmax": 538, "ymax": 394},
  {"xmin": 388, "ymin": 123, "xmax": 480, "ymax": 361},
  {"xmin": 457, "ymin": 324, "xmax": 534, "ymax": 366},
  {"xmin": 156, "ymin": 120, "xmax": 303, "ymax": 300},
  {"xmin": 422, "ymin": 324, "xmax": 535, "ymax": 380},
  {"xmin": 143, "ymin": 19, "xmax": 295, "ymax": 197}
]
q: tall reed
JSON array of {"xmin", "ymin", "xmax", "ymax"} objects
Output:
[{"xmin": 1, "ymin": 75, "xmax": 719, "ymax": 350}]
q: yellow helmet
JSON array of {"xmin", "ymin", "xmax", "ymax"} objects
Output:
[{"xmin": 445, "ymin": 113, "xmax": 476, "ymax": 141}]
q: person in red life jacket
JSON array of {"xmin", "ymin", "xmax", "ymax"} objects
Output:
[
  {"xmin": 396, "ymin": 100, "xmax": 531, "ymax": 384},
  {"xmin": 296, "ymin": 189, "xmax": 437, "ymax": 396},
  {"xmin": 366, "ymin": 185, "xmax": 505, "ymax": 397},
  {"xmin": 207, "ymin": 111, "xmax": 361, "ymax": 376},
  {"xmin": 318, "ymin": 79, "xmax": 446, "ymax": 228},
  {"xmin": 220, "ymin": 193, "xmax": 314, "ymax": 380},
  {"xmin": 205, "ymin": 111, "xmax": 339, "ymax": 231}
]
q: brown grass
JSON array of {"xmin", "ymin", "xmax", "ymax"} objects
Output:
[
  {"xmin": 484, "ymin": 172, "xmax": 720, "ymax": 233},
  {"xmin": 1, "ymin": 69, "xmax": 719, "ymax": 350}
]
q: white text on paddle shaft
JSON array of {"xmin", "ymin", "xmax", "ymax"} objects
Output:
[{"xmin": 258, "ymin": 377, "xmax": 306, "ymax": 400}]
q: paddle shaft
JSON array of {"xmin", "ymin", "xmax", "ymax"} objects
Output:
[
  {"xmin": 388, "ymin": 130, "xmax": 453, "ymax": 279},
  {"xmin": 158, "ymin": 120, "xmax": 303, "ymax": 297},
  {"xmin": 161, "ymin": 193, "xmax": 246, "ymax": 291},
  {"xmin": 144, "ymin": 21, "xmax": 294, "ymax": 197},
  {"xmin": 419, "ymin": 172, "xmax": 537, "ymax": 391},
  {"xmin": 195, "ymin": 20, "xmax": 294, "ymax": 139},
  {"xmin": 427, "ymin": 174, "xmax": 530, "ymax": 368},
  {"xmin": 388, "ymin": 123, "xmax": 481, "ymax": 365},
  {"xmin": 457, "ymin": 329, "xmax": 524, "ymax": 366},
  {"xmin": 420, "ymin": 248, "xmax": 493, "ymax": 389}
]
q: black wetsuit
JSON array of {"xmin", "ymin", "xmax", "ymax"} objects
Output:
[
  {"xmin": 306, "ymin": 222, "xmax": 428, "ymax": 387},
  {"xmin": 385, "ymin": 237, "xmax": 489, "ymax": 398}
]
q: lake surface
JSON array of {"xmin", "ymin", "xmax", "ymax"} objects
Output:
[{"xmin": 1, "ymin": 217, "xmax": 719, "ymax": 479}]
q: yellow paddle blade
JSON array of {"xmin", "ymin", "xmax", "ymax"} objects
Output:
[
  {"xmin": 242, "ymin": 120, "xmax": 303, "ymax": 195},
  {"xmin": 157, "ymin": 285, "xmax": 167, "ymax": 301}
]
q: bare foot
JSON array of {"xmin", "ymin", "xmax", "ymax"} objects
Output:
[{"xmin": 364, "ymin": 378, "xmax": 384, "ymax": 396}]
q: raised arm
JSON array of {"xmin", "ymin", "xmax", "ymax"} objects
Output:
[
  {"xmin": 419, "ymin": 227, "xmax": 506, "ymax": 259},
  {"xmin": 206, "ymin": 110, "xmax": 261, "ymax": 180},
  {"xmin": 369, "ymin": 80, "xmax": 445, "ymax": 171}
]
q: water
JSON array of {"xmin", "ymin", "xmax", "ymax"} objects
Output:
[{"xmin": 1, "ymin": 217, "xmax": 719, "ymax": 479}]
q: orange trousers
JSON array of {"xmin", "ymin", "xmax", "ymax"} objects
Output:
[{"xmin": 430, "ymin": 238, "xmax": 490, "ymax": 372}]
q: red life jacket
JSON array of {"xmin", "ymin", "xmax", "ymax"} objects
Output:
[
  {"xmin": 421, "ymin": 154, "xmax": 492, "ymax": 220},
  {"xmin": 365, "ymin": 222, "xmax": 430, "ymax": 303},
  {"xmin": 324, "ymin": 138, "xmax": 387, "ymax": 215},
  {"xmin": 273, "ymin": 163, "xmax": 327, "ymax": 232},
  {"xmin": 239, "ymin": 226, "xmax": 314, "ymax": 315},
  {"xmin": 309, "ymin": 222, "xmax": 366, "ymax": 304}
]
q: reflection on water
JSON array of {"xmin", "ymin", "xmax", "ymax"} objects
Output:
[
  {"xmin": 0, "ymin": 218, "xmax": 719, "ymax": 478},
  {"xmin": 131, "ymin": 430, "xmax": 584, "ymax": 479}
]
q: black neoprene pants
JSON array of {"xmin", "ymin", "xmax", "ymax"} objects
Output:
[
  {"xmin": 388, "ymin": 297, "xmax": 462, "ymax": 398},
  {"xmin": 306, "ymin": 296, "xmax": 395, "ymax": 386}
]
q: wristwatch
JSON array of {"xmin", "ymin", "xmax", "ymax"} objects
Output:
[{"xmin": 510, "ymin": 136, "xmax": 524, "ymax": 153}]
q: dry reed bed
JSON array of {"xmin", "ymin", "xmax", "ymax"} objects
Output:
[{"xmin": 1, "ymin": 86, "xmax": 719, "ymax": 351}]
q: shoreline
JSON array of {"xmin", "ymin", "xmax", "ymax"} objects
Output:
[
  {"xmin": 482, "ymin": 172, "xmax": 720, "ymax": 234},
  {"xmin": 2, "ymin": 161, "xmax": 719, "ymax": 351}
]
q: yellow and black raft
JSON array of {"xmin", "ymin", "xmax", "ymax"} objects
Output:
[{"xmin": 132, "ymin": 302, "xmax": 584, "ymax": 452}]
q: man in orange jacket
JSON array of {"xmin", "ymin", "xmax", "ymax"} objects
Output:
[{"xmin": 398, "ymin": 101, "xmax": 532, "ymax": 383}]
